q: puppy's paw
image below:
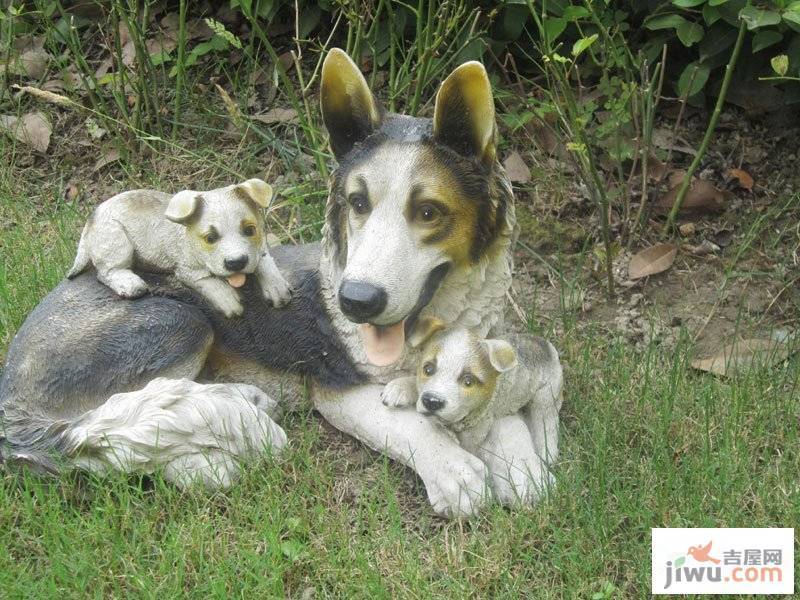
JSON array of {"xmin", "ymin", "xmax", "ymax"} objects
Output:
[
  {"xmin": 262, "ymin": 275, "xmax": 293, "ymax": 308},
  {"xmin": 381, "ymin": 379, "xmax": 415, "ymax": 408},
  {"xmin": 212, "ymin": 293, "xmax": 243, "ymax": 318},
  {"xmin": 108, "ymin": 272, "xmax": 148, "ymax": 299}
]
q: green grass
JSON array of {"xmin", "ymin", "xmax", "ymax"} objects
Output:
[{"xmin": 1, "ymin": 145, "xmax": 798, "ymax": 597}]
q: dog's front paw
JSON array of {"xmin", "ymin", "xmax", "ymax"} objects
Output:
[
  {"xmin": 381, "ymin": 379, "xmax": 415, "ymax": 408},
  {"xmin": 420, "ymin": 451, "xmax": 490, "ymax": 518},
  {"xmin": 213, "ymin": 293, "xmax": 243, "ymax": 318},
  {"xmin": 492, "ymin": 457, "xmax": 554, "ymax": 507},
  {"xmin": 262, "ymin": 274, "xmax": 292, "ymax": 308}
]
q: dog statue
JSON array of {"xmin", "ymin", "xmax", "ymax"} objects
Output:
[
  {"xmin": 67, "ymin": 179, "xmax": 292, "ymax": 317},
  {"xmin": 381, "ymin": 318, "xmax": 563, "ymax": 461},
  {"xmin": 0, "ymin": 49, "xmax": 563, "ymax": 517}
]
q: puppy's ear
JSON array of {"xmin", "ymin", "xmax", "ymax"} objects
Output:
[
  {"xmin": 482, "ymin": 339, "xmax": 517, "ymax": 373},
  {"xmin": 408, "ymin": 316, "xmax": 446, "ymax": 348},
  {"xmin": 236, "ymin": 179, "xmax": 273, "ymax": 208},
  {"xmin": 165, "ymin": 191, "xmax": 202, "ymax": 224},
  {"xmin": 321, "ymin": 48, "xmax": 382, "ymax": 159},
  {"xmin": 432, "ymin": 61, "xmax": 496, "ymax": 166}
]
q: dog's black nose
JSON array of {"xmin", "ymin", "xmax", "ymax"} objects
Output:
[
  {"xmin": 224, "ymin": 256, "xmax": 249, "ymax": 272},
  {"xmin": 338, "ymin": 280, "xmax": 387, "ymax": 322},
  {"xmin": 421, "ymin": 392, "xmax": 445, "ymax": 412}
]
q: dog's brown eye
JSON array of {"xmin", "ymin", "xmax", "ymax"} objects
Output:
[
  {"xmin": 242, "ymin": 224, "xmax": 256, "ymax": 237},
  {"xmin": 204, "ymin": 230, "xmax": 219, "ymax": 244},
  {"xmin": 422, "ymin": 362, "xmax": 436, "ymax": 376},
  {"xmin": 461, "ymin": 373, "xmax": 475, "ymax": 387},
  {"xmin": 349, "ymin": 193, "xmax": 371, "ymax": 216},
  {"xmin": 416, "ymin": 203, "xmax": 440, "ymax": 224}
]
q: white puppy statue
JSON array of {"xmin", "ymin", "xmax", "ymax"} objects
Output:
[
  {"xmin": 68, "ymin": 179, "xmax": 292, "ymax": 317},
  {"xmin": 382, "ymin": 318, "xmax": 563, "ymax": 456}
]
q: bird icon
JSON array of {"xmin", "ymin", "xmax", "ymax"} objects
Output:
[{"xmin": 687, "ymin": 541, "xmax": 720, "ymax": 564}]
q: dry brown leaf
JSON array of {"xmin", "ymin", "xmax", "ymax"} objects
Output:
[
  {"xmin": 728, "ymin": 168, "xmax": 754, "ymax": 191},
  {"xmin": 645, "ymin": 154, "xmax": 668, "ymax": 181},
  {"xmin": 93, "ymin": 148, "xmax": 121, "ymax": 171},
  {"xmin": 0, "ymin": 111, "xmax": 52, "ymax": 152},
  {"xmin": 655, "ymin": 176, "xmax": 726, "ymax": 215},
  {"xmin": 651, "ymin": 128, "xmax": 698, "ymax": 156},
  {"xmin": 252, "ymin": 108, "xmax": 298, "ymax": 125},
  {"xmin": 681, "ymin": 240, "xmax": 720, "ymax": 256},
  {"xmin": 628, "ymin": 243, "xmax": 677, "ymax": 280},
  {"xmin": 692, "ymin": 339, "xmax": 793, "ymax": 377},
  {"xmin": 503, "ymin": 151, "xmax": 531, "ymax": 184},
  {"xmin": 18, "ymin": 48, "xmax": 51, "ymax": 79}
]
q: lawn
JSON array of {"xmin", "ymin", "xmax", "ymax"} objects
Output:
[
  {"xmin": 2, "ymin": 1, "xmax": 800, "ymax": 595},
  {"xmin": 1, "ymin": 141, "xmax": 798, "ymax": 598}
]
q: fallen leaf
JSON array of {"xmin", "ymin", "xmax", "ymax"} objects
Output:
[
  {"xmin": 681, "ymin": 240, "xmax": 720, "ymax": 256},
  {"xmin": 651, "ymin": 128, "xmax": 698, "ymax": 156},
  {"xmin": 655, "ymin": 176, "xmax": 726, "ymax": 215},
  {"xmin": 64, "ymin": 183, "xmax": 79, "ymax": 201},
  {"xmin": 252, "ymin": 107, "xmax": 298, "ymax": 124},
  {"xmin": 692, "ymin": 338, "xmax": 793, "ymax": 377},
  {"xmin": 0, "ymin": 111, "xmax": 52, "ymax": 152},
  {"xmin": 645, "ymin": 153, "xmax": 668, "ymax": 181},
  {"xmin": 728, "ymin": 167, "xmax": 754, "ymax": 191},
  {"xmin": 93, "ymin": 148, "xmax": 120, "ymax": 171},
  {"xmin": 18, "ymin": 48, "xmax": 51, "ymax": 79},
  {"xmin": 628, "ymin": 243, "xmax": 677, "ymax": 279},
  {"xmin": 503, "ymin": 151, "xmax": 531, "ymax": 184}
]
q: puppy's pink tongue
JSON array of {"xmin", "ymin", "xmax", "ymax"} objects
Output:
[
  {"xmin": 358, "ymin": 321, "xmax": 405, "ymax": 366},
  {"xmin": 227, "ymin": 273, "xmax": 246, "ymax": 288}
]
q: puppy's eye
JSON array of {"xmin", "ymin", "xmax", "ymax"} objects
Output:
[
  {"xmin": 348, "ymin": 193, "xmax": 371, "ymax": 216},
  {"xmin": 242, "ymin": 224, "xmax": 256, "ymax": 237},
  {"xmin": 204, "ymin": 230, "xmax": 220, "ymax": 244},
  {"xmin": 461, "ymin": 373, "xmax": 476, "ymax": 388},
  {"xmin": 415, "ymin": 203, "xmax": 441, "ymax": 224},
  {"xmin": 422, "ymin": 362, "xmax": 436, "ymax": 376}
]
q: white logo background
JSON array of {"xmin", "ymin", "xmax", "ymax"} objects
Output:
[{"xmin": 652, "ymin": 528, "xmax": 794, "ymax": 595}]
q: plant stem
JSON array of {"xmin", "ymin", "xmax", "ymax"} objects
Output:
[
  {"xmin": 664, "ymin": 16, "xmax": 747, "ymax": 235},
  {"xmin": 172, "ymin": 0, "xmax": 187, "ymax": 141}
]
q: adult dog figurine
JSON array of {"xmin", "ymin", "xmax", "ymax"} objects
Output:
[{"xmin": 0, "ymin": 49, "xmax": 563, "ymax": 517}]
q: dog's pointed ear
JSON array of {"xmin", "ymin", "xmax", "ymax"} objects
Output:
[
  {"xmin": 165, "ymin": 191, "xmax": 202, "ymax": 224},
  {"xmin": 433, "ymin": 61, "xmax": 496, "ymax": 165},
  {"xmin": 321, "ymin": 48, "xmax": 382, "ymax": 159},
  {"xmin": 235, "ymin": 179, "xmax": 273, "ymax": 208},
  {"xmin": 408, "ymin": 316, "xmax": 446, "ymax": 348},
  {"xmin": 482, "ymin": 339, "xmax": 517, "ymax": 373}
]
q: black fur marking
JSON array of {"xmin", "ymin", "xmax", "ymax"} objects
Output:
[
  {"xmin": 404, "ymin": 262, "xmax": 451, "ymax": 336},
  {"xmin": 145, "ymin": 243, "xmax": 366, "ymax": 390}
]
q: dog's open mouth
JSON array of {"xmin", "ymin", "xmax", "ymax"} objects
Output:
[{"xmin": 357, "ymin": 263, "xmax": 450, "ymax": 367}]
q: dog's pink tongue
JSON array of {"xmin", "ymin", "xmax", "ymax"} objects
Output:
[
  {"xmin": 227, "ymin": 273, "xmax": 246, "ymax": 288},
  {"xmin": 358, "ymin": 322, "xmax": 405, "ymax": 366}
]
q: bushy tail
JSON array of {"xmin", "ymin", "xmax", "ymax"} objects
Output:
[
  {"xmin": 66, "ymin": 223, "xmax": 90, "ymax": 278},
  {"xmin": 2, "ymin": 378, "xmax": 287, "ymax": 489}
]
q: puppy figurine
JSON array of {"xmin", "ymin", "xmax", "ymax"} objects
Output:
[
  {"xmin": 382, "ymin": 318, "xmax": 555, "ymax": 453},
  {"xmin": 67, "ymin": 179, "xmax": 292, "ymax": 317}
]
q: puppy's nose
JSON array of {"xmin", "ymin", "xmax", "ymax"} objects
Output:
[
  {"xmin": 224, "ymin": 256, "xmax": 249, "ymax": 272},
  {"xmin": 421, "ymin": 392, "xmax": 445, "ymax": 412},
  {"xmin": 338, "ymin": 280, "xmax": 387, "ymax": 322}
]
